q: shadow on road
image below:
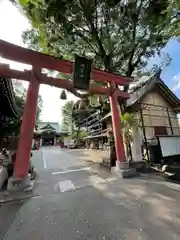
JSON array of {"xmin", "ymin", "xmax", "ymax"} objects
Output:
[
  {"xmin": 1, "ymin": 177, "xmax": 180, "ymax": 240},
  {"xmin": 0, "ymin": 200, "xmax": 26, "ymax": 240}
]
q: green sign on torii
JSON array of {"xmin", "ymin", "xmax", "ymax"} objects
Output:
[{"xmin": 73, "ymin": 55, "xmax": 93, "ymax": 91}]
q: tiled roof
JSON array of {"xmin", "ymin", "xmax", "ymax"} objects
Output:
[
  {"xmin": 99, "ymin": 73, "xmax": 180, "ymax": 121},
  {"xmin": 126, "ymin": 74, "xmax": 180, "ymax": 107},
  {"xmin": 36, "ymin": 122, "xmax": 61, "ymax": 133}
]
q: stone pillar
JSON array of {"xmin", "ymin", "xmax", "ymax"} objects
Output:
[
  {"xmin": 131, "ymin": 127, "xmax": 142, "ymax": 162},
  {"xmin": 40, "ymin": 137, "xmax": 43, "ymax": 147},
  {"xmin": 32, "ymin": 138, "xmax": 35, "ymax": 149},
  {"xmin": 54, "ymin": 136, "xmax": 56, "ymax": 146}
]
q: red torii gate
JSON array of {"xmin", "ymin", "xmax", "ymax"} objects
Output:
[{"xmin": 0, "ymin": 39, "xmax": 131, "ymax": 182}]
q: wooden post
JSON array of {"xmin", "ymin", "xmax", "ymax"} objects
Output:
[
  {"xmin": 109, "ymin": 85, "xmax": 126, "ymax": 162},
  {"xmin": 13, "ymin": 68, "xmax": 40, "ymax": 179},
  {"xmin": 167, "ymin": 108, "xmax": 173, "ymax": 135}
]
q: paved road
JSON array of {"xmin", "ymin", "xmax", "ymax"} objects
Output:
[
  {"xmin": 32, "ymin": 147, "xmax": 111, "ymax": 196},
  {"xmin": 1, "ymin": 147, "xmax": 180, "ymax": 240}
]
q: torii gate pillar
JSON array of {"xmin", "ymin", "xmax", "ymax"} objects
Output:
[
  {"xmin": 8, "ymin": 68, "xmax": 40, "ymax": 189},
  {"xmin": 109, "ymin": 87, "xmax": 126, "ymax": 163},
  {"xmin": 109, "ymin": 83, "xmax": 136, "ymax": 177}
]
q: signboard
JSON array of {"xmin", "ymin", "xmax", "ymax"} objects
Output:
[
  {"xmin": 73, "ymin": 55, "xmax": 92, "ymax": 90},
  {"xmin": 159, "ymin": 136, "xmax": 180, "ymax": 157}
]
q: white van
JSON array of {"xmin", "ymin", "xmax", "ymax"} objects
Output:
[{"xmin": 64, "ymin": 139, "xmax": 75, "ymax": 148}]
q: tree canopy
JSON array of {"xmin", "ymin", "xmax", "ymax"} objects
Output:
[
  {"xmin": 13, "ymin": 0, "xmax": 174, "ymax": 84},
  {"xmin": 13, "ymin": 80, "xmax": 43, "ymax": 121},
  {"xmin": 167, "ymin": 0, "xmax": 180, "ymax": 37}
]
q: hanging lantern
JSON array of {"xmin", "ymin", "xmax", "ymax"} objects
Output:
[{"xmin": 60, "ymin": 90, "xmax": 67, "ymax": 100}]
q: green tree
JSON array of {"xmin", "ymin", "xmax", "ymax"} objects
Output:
[
  {"xmin": 13, "ymin": 80, "xmax": 43, "ymax": 121},
  {"xmin": 36, "ymin": 95, "xmax": 43, "ymax": 121},
  {"xmin": 167, "ymin": 0, "xmax": 180, "ymax": 37},
  {"xmin": 14, "ymin": 0, "xmax": 172, "ymax": 88},
  {"xmin": 88, "ymin": 95, "xmax": 108, "ymax": 107},
  {"xmin": 121, "ymin": 112, "xmax": 138, "ymax": 161},
  {"xmin": 61, "ymin": 100, "xmax": 75, "ymax": 132},
  {"xmin": 121, "ymin": 112, "xmax": 138, "ymax": 138},
  {"xmin": 79, "ymin": 130, "xmax": 88, "ymax": 138}
]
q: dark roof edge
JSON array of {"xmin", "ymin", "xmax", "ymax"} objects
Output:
[
  {"xmin": 7, "ymin": 78, "xmax": 19, "ymax": 118},
  {"xmin": 1, "ymin": 77, "xmax": 19, "ymax": 118},
  {"xmin": 157, "ymin": 79, "xmax": 180, "ymax": 105},
  {"xmin": 127, "ymin": 76, "xmax": 180, "ymax": 107}
]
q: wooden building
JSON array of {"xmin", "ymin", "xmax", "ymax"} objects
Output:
[
  {"xmin": 34, "ymin": 122, "xmax": 68, "ymax": 146},
  {"xmin": 127, "ymin": 74, "xmax": 180, "ymax": 163},
  {"xmin": 84, "ymin": 73, "xmax": 180, "ymax": 164}
]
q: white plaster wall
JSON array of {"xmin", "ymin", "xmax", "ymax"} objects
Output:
[{"xmin": 131, "ymin": 127, "xmax": 142, "ymax": 162}]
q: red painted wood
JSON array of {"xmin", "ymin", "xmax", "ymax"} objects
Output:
[
  {"xmin": 0, "ymin": 40, "xmax": 131, "ymax": 179},
  {"xmin": 0, "ymin": 66, "xmax": 129, "ymax": 98},
  {"xmin": 0, "ymin": 63, "xmax": 10, "ymax": 69},
  {"xmin": 91, "ymin": 70, "xmax": 131, "ymax": 86},
  {"xmin": 109, "ymin": 83, "xmax": 126, "ymax": 162},
  {"xmin": 0, "ymin": 40, "xmax": 131, "ymax": 86},
  {"xmin": 0, "ymin": 67, "xmax": 31, "ymax": 82},
  {"xmin": 116, "ymin": 90, "xmax": 129, "ymax": 99},
  {"xmin": 14, "ymin": 68, "xmax": 40, "ymax": 178}
]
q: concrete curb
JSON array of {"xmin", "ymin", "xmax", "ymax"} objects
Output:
[
  {"xmin": 0, "ymin": 194, "xmax": 40, "ymax": 204},
  {"xmin": 0, "ymin": 179, "xmax": 36, "ymax": 204}
]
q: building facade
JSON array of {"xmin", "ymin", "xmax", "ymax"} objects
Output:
[
  {"xmin": 126, "ymin": 75, "xmax": 180, "ymax": 162},
  {"xmin": 84, "ymin": 73, "xmax": 180, "ymax": 164},
  {"xmin": 34, "ymin": 122, "xmax": 68, "ymax": 146}
]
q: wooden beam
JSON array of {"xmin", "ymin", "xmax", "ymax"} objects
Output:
[
  {"xmin": 39, "ymin": 73, "xmax": 73, "ymax": 89},
  {"xmin": 0, "ymin": 67, "xmax": 31, "ymax": 82},
  {"xmin": 0, "ymin": 65, "xmax": 129, "ymax": 98},
  {"xmin": 41, "ymin": 73, "xmax": 110, "ymax": 96},
  {"xmin": 0, "ymin": 39, "xmax": 131, "ymax": 86},
  {"xmin": 116, "ymin": 89, "xmax": 129, "ymax": 99}
]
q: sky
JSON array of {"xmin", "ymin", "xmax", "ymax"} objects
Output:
[
  {"xmin": 1, "ymin": 1, "xmax": 180, "ymax": 122},
  {"xmin": 0, "ymin": 0, "xmax": 77, "ymax": 123}
]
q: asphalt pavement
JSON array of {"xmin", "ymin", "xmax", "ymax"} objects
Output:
[
  {"xmin": 31, "ymin": 147, "xmax": 112, "ymax": 196},
  {"xmin": 1, "ymin": 146, "xmax": 180, "ymax": 240}
]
